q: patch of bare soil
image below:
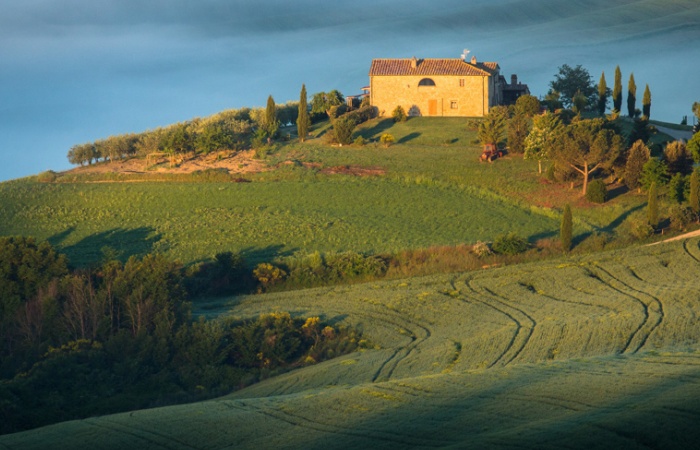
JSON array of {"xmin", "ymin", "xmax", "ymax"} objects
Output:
[
  {"xmin": 65, "ymin": 150, "xmax": 269, "ymax": 176},
  {"xmin": 320, "ymin": 165, "xmax": 385, "ymax": 177}
]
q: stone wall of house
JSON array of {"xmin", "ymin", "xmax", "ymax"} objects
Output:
[{"xmin": 370, "ymin": 74, "xmax": 495, "ymax": 118}]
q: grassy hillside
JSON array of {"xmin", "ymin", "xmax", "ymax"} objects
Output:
[
  {"xmin": 0, "ymin": 118, "xmax": 657, "ymax": 267},
  {"xmin": 4, "ymin": 237, "xmax": 700, "ymax": 448}
]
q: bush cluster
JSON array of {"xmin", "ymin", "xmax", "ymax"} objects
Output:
[
  {"xmin": 492, "ymin": 232, "xmax": 529, "ymax": 255},
  {"xmin": 586, "ymin": 179, "xmax": 607, "ymax": 203}
]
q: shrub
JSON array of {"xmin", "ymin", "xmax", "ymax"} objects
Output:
[
  {"xmin": 392, "ymin": 105, "xmax": 407, "ymax": 122},
  {"xmin": 354, "ymin": 136, "xmax": 366, "ymax": 146},
  {"xmin": 331, "ymin": 116, "xmax": 356, "ymax": 145},
  {"xmin": 586, "ymin": 179, "xmax": 607, "ymax": 203},
  {"xmin": 545, "ymin": 164, "xmax": 557, "ymax": 182},
  {"xmin": 630, "ymin": 220, "xmax": 654, "ymax": 240},
  {"xmin": 640, "ymin": 157, "xmax": 669, "ymax": 190},
  {"xmin": 37, "ymin": 170, "xmax": 57, "ymax": 183},
  {"xmin": 380, "ymin": 133, "xmax": 395, "ymax": 148},
  {"xmin": 669, "ymin": 173, "xmax": 688, "ymax": 203},
  {"xmin": 492, "ymin": 232, "xmax": 529, "ymax": 255},
  {"xmin": 669, "ymin": 205, "xmax": 694, "ymax": 231},
  {"xmin": 252, "ymin": 263, "xmax": 287, "ymax": 292},
  {"xmin": 472, "ymin": 241, "xmax": 492, "ymax": 258}
]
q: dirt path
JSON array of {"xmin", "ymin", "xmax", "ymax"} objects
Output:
[{"xmin": 647, "ymin": 228, "xmax": 700, "ymax": 246}]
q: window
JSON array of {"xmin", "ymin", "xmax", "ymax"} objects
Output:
[
  {"xmin": 418, "ymin": 78, "xmax": 436, "ymax": 86},
  {"xmin": 450, "ymin": 101, "xmax": 458, "ymax": 109},
  {"xmin": 459, "ymin": 79, "xmax": 465, "ymax": 87}
]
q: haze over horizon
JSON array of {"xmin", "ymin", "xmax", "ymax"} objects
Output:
[{"xmin": 1, "ymin": 0, "xmax": 699, "ymax": 182}]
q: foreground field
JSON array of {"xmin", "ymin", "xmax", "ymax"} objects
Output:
[{"xmin": 4, "ymin": 238, "xmax": 700, "ymax": 448}]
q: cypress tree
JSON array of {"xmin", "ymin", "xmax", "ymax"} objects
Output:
[
  {"xmin": 296, "ymin": 84, "xmax": 310, "ymax": 142},
  {"xmin": 642, "ymin": 84, "xmax": 651, "ymax": 120},
  {"xmin": 560, "ymin": 204, "xmax": 573, "ymax": 252},
  {"xmin": 613, "ymin": 66, "xmax": 622, "ymax": 114},
  {"xmin": 264, "ymin": 95, "xmax": 280, "ymax": 140},
  {"xmin": 647, "ymin": 181, "xmax": 659, "ymax": 229},
  {"xmin": 625, "ymin": 140, "xmax": 651, "ymax": 191},
  {"xmin": 627, "ymin": 73, "xmax": 637, "ymax": 117},
  {"xmin": 690, "ymin": 169, "xmax": 700, "ymax": 215},
  {"xmin": 597, "ymin": 71, "xmax": 607, "ymax": 116}
]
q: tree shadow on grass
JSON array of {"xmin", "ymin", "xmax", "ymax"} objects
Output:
[
  {"xmin": 358, "ymin": 119, "xmax": 395, "ymax": 140},
  {"xmin": 47, "ymin": 227, "xmax": 76, "ymax": 248},
  {"xmin": 602, "ymin": 202, "xmax": 646, "ymax": 234},
  {"xmin": 237, "ymin": 244, "xmax": 299, "ymax": 266},
  {"xmin": 398, "ymin": 132, "xmax": 421, "ymax": 144},
  {"xmin": 59, "ymin": 227, "xmax": 162, "ymax": 267}
]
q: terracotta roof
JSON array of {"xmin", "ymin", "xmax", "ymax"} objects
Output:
[{"xmin": 369, "ymin": 58, "xmax": 499, "ymax": 77}]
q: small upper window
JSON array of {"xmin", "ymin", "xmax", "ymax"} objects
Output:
[
  {"xmin": 418, "ymin": 78, "xmax": 436, "ymax": 87},
  {"xmin": 459, "ymin": 79, "xmax": 465, "ymax": 87},
  {"xmin": 450, "ymin": 101, "xmax": 458, "ymax": 109}
]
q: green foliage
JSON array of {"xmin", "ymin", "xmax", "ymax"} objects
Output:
[
  {"xmin": 515, "ymin": 95, "xmax": 541, "ymax": 117},
  {"xmin": 478, "ymin": 106, "xmax": 508, "ymax": 147},
  {"xmin": 264, "ymin": 95, "xmax": 280, "ymax": 140},
  {"xmin": 642, "ymin": 84, "xmax": 651, "ymax": 120},
  {"xmin": 664, "ymin": 141, "xmax": 692, "ymax": 175},
  {"xmin": 507, "ymin": 112, "xmax": 530, "ymax": 154},
  {"xmin": 253, "ymin": 263, "xmax": 287, "ymax": 292},
  {"xmin": 613, "ymin": 66, "xmax": 623, "ymax": 114},
  {"xmin": 687, "ymin": 132, "xmax": 700, "ymax": 163},
  {"xmin": 640, "ymin": 158, "xmax": 669, "ymax": 190},
  {"xmin": 572, "ymin": 90, "xmax": 588, "ymax": 114},
  {"xmin": 624, "ymin": 140, "xmax": 650, "ymax": 190},
  {"xmin": 330, "ymin": 115, "xmax": 357, "ymax": 145},
  {"xmin": 647, "ymin": 181, "xmax": 659, "ymax": 228},
  {"xmin": 669, "ymin": 173, "xmax": 688, "ymax": 203},
  {"xmin": 524, "ymin": 112, "xmax": 562, "ymax": 173},
  {"xmin": 597, "ymin": 71, "xmax": 608, "ymax": 115},
  {"xmin": 690, "ymin": 169, "xmax": 700, "ymax": 214},
  {"xmin": 549, "ymin": 64, "xmax": 596, "ymax": 109},
  {"xmin": 392, "ymin": 105, "xmax": 407, "ymax": 123},
  {"xmin": 669, "ymin": 205, "xmax": 694, "ymax": 231},
  {"xmin": 354, "ymin": 136, "xmax": 366, "ymax": 146},
  {"xmin": 543, "ymin": 90, "xmax": 563, "ymax": 112},
  {"xmin": 627, "ymin": 73, "xmax": 637, "ymax": 117},
  {"xmin": 380, "ymin": 133, "xmax": 395, "ymax": 147},
  {"xmin": 560, "ymin": 204, "xmax": 573, "ymax": 252},
  {"xmin": 310, "ymin": 90, "xmax": 344, "ymax": 120},
  {"xmin": 586, "ymin": 179, "xmax": 607, "ymax": 204},
  {"xmin": 492, "ymin": 232, "xmax": 529, "ymax": 255}
]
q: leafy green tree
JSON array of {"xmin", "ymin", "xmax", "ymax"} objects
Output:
[
  {"xmin": 515, "ymin": 95, "xmax": 541, "ymax": 117},
  {"xmin": 380, "ymin": 133, "xmax": 395, "ymax": 148},
  {"xmin": 392, "ymin": 105, "xmax": 407, "ymax": 122},
  {"xmin": 549, "ymin": 64, "xmax": 596, "ymax": 109},
  {"xmin": 311, "ymin": 90, "xmax": 344, "ymax": 119},
  {"xmin": 552, "ymin": 118, "xmax": 622, "ymax": 195},
  {"xmin": 543, "ymin": 90, "xmax": 563, "ymax": 112},
  {"xmin": 560, "ymin": 204, "xmax": 573, "ymax": 252},
  {"xmin": 690, "ymin": 169, "xmax": 700, "ymax": 214},
  {"xmin": 640, "ymin": 157, "xmax": 669, "ymax": 190},
  {"xmin": 296, "ymin": 84, "xmax": 310, "ymax": 142},
  {"xmin": 477, "ymin": 106, "xmax": 508, "ymax": 148},
  {"xmin": 647, "ymin": 181, "xmax": 659, "ymax": 229},
  {"xmin": 264, "ymin": 95, "xmax": 280, "ymax": 140},
  {"xmin": 330, "ymin": 116, "xmax": 357, "ymax": 145},
  {"xmin": 524, "ymin": 112, "xmax": 562, "ymax": 173},
  {"xmin": 572, "ymin": 90, "xmax": 588, "ymax": 115},
  {"xmin": 627, "ymin": 73, "xmax": 637, "ymax": 117},
  {"xmin": 625, "ymin": 140, "xmax": 651, "ymax": 191},
  {"xmin": 669, "ymin": 173, "xmax": 688, "ymax": 203},
  {"xmin": 507, "ymin": 111, "xmax": 530, "ymax": 154},
  {"xmin": 597, "ymin": 71, "xmax": 608, "ymax": 116},
  {"xmin": 687, "ymin": 132, "xmax": 700, "ymax": 162},
  {"xmin": 613, "ymin": 66, "xmax": 623, "ymax": 114},
  {"xmin": 642, "ymin": 84, "xmax": 651, "ymax": 120}
]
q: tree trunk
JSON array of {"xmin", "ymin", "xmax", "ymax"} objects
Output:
[
  {"xmin": 581, "ymin": 161, "xmax": 589, "ymax": 195},
  {"xmin": 538, "ymin": 160, "xmax": 542, "ymax": 174}
]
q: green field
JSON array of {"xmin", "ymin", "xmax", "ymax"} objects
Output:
[
  {"xmin": 4, "ymin": 238, "xmax": 700, "ymax": 448},
  {"xmin": 0, "ymin": 117, "xmax": 657, "ymax": 267}
]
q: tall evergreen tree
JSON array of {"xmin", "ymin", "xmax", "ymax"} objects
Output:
[
  {"xmin": 625, "ymin": 140, "xmax": 651, "ymax": 191},
  {"xmin": 264, "ymin": 95, "xmax": 280, "ymax": 140},
  {"xmin": 627, "ymin": 73, "xmax": 637, "ymax": 117},
  {"xmin": 560, "ymin": 204, "xmax": 573, "ymax": 252},
  {"xmin": 296, "ymin": 84, "xmax": 310, "ymax": 142},
  {"xmin": 613, "ymin": 66, "xmax": 622, "ymax": 114},
  {"xmin": 642, "ymin": 84, "xmax": 651, "ymax": 120},
  {"xmin": 597, "ymin": 71, "xmax": 608, "ymax": 116},
  {"xmin": 647, "ymin": 181, "xmax": 659, "ymax": 229},
  {"xmin": 690, "ymin": 169, "xmax": 700, "ymax": 215}
]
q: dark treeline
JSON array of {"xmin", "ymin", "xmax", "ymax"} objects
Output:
[{"xmin": 0, "ymin": 236, "xmax": 365, "ymax": 435}]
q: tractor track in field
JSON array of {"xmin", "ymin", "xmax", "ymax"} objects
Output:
[
  {"xmin": 683, "ymin": 239, "xmax": 700, "ymax": 263},
  {"xmin": 83, "ymin": 417, "xmax": 199, "ymax": 449},
  {"xmin": 590, "ymin": 264, "xmax": 664, "ymax": 354},
  {"xmin": 229, "ymin": 400, "xmax": 451, "ymax": 448},
  {"xmin": 516, "ymin": 279, "xmax": 615, "ymax": 313},
  {"xmin": 456, "ymin": 275, "xmax": 536, "ymax": 368}
]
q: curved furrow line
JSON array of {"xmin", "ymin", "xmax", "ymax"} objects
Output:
[
  {"xmin": 454, "ymin": 275, "xmax": 533, "ymax": 368},
  {"xmin": 593, "ymin": 264, "xmax": 664, "ymax": 353},
  {"xmin": 240, "ymin": 402, "xmax": 450, "ymax": 448},
  {"xmin": 82, "ymin": 418, "xmax": 198, "ymax": 449},
  {"xmin": 519, "ymin": 281, "xmax": 615, "ymax": 312},
  {"xmin": 683, "ymin": 239, "xmax": 700, "ymax": 263}
]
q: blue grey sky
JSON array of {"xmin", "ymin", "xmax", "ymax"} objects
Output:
[{"xmin": 1, "ymin": 0, "xmax": 698, "ymax": 181}]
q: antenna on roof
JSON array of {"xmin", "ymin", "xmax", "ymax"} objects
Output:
[{"xmin": 460, "ymin": 49, "xmax": 470, "ymax": 61}]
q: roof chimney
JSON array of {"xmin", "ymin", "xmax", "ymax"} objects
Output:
[
  {"xmin": 411, "ymin": 56, "xmax": 418, "ymax": 69},
  {"xmin": 470, "ymin": 55, "xmax": 477, "ymax": 65},
  {"xmin": 511, "ymin": 74, "xmax": 517, "ymax": 85}
]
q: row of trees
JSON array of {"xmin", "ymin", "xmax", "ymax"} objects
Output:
[
  {"xmin": 546, "ymin": 64, "xmax": 652, "ymax": 119},
  {"xmin": 0, "ymin": 236, "xmax": 363, "ymax": 434}
]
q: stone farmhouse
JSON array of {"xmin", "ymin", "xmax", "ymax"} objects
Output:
[{"xmin": 368, "ymin": 55, "xmax": 529, "ymax": 117}]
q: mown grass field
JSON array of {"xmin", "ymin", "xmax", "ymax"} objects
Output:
[
  {"xmin": 0, "ymin": 117, "xmax": 658, "ymax": 267},
  {"xmin": 4, "ymin": 238, "xmax": 700, "ymax": 449}
]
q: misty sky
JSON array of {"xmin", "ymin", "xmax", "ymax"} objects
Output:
[{"xmin": 1, "ymin": 0, "xmax": 699, "ymax": 181}]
